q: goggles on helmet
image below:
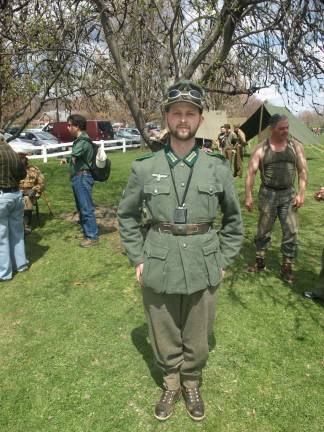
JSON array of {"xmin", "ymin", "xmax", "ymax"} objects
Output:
[{"xmin": 167, "ymin": 89, "xmax": 202, "ymax": 102}]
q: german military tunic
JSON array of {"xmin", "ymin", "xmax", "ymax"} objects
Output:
[{"xmin": 117, "ymin": 145, "xmax": 243, "ymax": 295}]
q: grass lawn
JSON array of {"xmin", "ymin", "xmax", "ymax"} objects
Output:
[{"xmin": 1, "ymin": 141, "xmax": 324, "ymax": 432}]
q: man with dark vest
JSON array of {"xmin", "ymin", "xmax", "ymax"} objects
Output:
[
  {"xmin": 118, "ymin": 80, "xmax": 243, "ymax": 421},
  {"xmin": 245, "ymin": 114, "xmax": 307, "ymax": 283}
]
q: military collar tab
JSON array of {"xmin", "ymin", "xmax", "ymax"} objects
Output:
[{"xmin": 165, "ymin": 144, "xmax": 199, "ymax": 167}]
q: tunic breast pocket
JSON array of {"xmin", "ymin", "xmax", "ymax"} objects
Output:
[
  {"xmin": 197, "ymin": 181, "xmax": 223, "ymax": 219},
  {"xmin": 143, "ymin": 182, "xmax": 171, "ymax": 220}
]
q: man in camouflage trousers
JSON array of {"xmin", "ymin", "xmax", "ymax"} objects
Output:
[
  {"xmin": 245, "ymin": 114, "xmax": 307, "ymax": 283},
  {"xmin": 118, "ymin": 80, "xmax": 243, "ymax": 422},
  {"xmin": 19, "ymin": 154, "xmax": 45, "ymax": 234}
]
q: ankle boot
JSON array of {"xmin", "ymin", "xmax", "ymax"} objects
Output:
[
  {"xmin": 248, "ymin": 257, "xmax": 266, "ymax": 272},
  {"xmin": 280, "ymin": 262, "xmax": 295, "ymax": 284}
]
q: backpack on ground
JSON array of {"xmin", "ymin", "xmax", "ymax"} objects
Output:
[{"xmin": 83, "ymin": 140, "xmax": 111, "ymax": 182}]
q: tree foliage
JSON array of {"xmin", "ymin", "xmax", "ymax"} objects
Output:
[{"xmin": 1, "ymin": 0, "xmax": 323, "ymax": 140}]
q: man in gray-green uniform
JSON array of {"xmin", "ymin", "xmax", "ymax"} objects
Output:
[
  {"xmin": 223, "ymin": 124, "xmax": 237, "ymax": 169},
  {"xmin": 304, "ymin": 187, "xmax": 324, "ymax": 302},
  {"xmin": 117, "ymin": 81, "xmax": 243, "ymax": 421},
  {"xmin": 67, "ymin": 114, "xmax": 99, "ymax": 248},
  {"xmin": 245, "ymin": 114, "xmax": 307, "ymax": 283}
]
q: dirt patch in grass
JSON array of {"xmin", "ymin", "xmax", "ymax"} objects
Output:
[{"xmin": 60, "ymin": 205, "xmax": 118, "ymax": 234}]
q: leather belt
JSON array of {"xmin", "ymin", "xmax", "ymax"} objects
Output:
[
  {"xmin": 261, "ymin": 184, "xmax": 292, "ymax": 191},
  {"xmin": 0, "ymin": 187, "xmax": 19, "ymax": 193},
  {"xmin": 74, "ymin": 169, "xmax": 90, "ymax": 176},
  {"xmin": 151, "ymin": 222, "xmax": 212, "ymax": 235}
]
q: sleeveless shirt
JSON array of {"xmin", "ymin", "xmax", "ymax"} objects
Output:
[{"xmin": 261, "ymin": 140, "xmax": 296, "ymax": 190}]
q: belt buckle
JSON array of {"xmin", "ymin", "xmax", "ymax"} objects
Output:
[
  {"xmin": 192, "ymin": 225, "xmax": 199, "ymax": 233},
  {"xmin": 172, "ymin": 224, "xmax": 186, "ymax": 235}
]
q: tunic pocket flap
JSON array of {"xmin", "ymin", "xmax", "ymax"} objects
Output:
[
  {"xmin": 203, "ymin": 242, "xmax": 219, "ymax": 256},
  {"xmin": 146, "ymin": 244, "xmax": 168, "ymax": 260},
  {"xmin": 144, "ymin": 183, "xmax": 171, "ymax": 195},
  {"xmin": 198, "ymin": 182, "xmax": 223, "ymax": 195}
]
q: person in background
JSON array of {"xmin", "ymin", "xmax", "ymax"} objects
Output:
[
  {"xmin": 233, "ymin": 124, "xmax": 247, "ymax": 178},
  {"xmin": 19, "ymin": 153, "xmax": 45, "ymax": 235},
  {"xmin": 67, "ymin": 114, "xmax": 99, "ymax": 248},
  {"xmin": 245, "ymin": 114, "xmax": 307, "ymax": 283},
  {"xmin": 0, "ymin": 133, "xmax": 28, "ymax": 281},
  {"xmin": 216, "ymin": 125, "xmax": 226, "ymax": 154},
  {"xmin": 223, "ymin": 124, "xmax": 237, "ymax": 169}
]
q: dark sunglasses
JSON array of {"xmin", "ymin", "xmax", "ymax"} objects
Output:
[{"xmin": 168, "ymin": 89, "xmax": 202, "ymax": 101}]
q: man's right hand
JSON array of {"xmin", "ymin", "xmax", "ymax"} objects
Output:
[
  {"xmin": 245, "ymin": 196, "xmax": 253, "ymax": 212},
  {"xmin": 135, "ymin": 263, "xmax": 144, "ymax": 284}
]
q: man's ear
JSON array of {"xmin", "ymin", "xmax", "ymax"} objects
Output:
[{"xmin": 199, "ymin": 115, "xmax": 204, "ymax": 127}]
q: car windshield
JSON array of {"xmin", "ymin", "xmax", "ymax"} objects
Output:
[{"xmin": 32, "ymin": 131, "xmax": 56, "ymax": 140}]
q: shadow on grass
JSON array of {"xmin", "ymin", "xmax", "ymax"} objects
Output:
[
  {"xmin": 131, "ymin": 324, "xmax": 163, "ymax": 388},
  {"xmin": 25, "ymin": 231, "xmax": 49, "ymax": 265}
]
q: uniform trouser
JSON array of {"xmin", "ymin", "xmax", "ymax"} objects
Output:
[
  {"xmin": 142, "ymin": 285, "xmax": 218, "ymax": 390},
  {"xmin": 254, "ymin": 186, "xmax": 298, "ymax": 260},
  {"xmin": 233, "ymin": 145, "xmax": 244, "ymax": 177},
  {"xmin": 224, "ymin": 148, "xmax": 233, "ymax": 167}
]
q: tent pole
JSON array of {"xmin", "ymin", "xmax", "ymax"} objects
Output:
[{"xmin": 258, "ymin": 104, "xmax": 264, "ymax": 142}]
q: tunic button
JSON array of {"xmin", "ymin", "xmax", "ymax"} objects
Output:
[
  {"xmin": 209, "ymin": 186, "xmax": 213, "ymax": 192},
  {"xmin": 181, "ymin": 182, "xmax": 185, "ymax": 187},
  {"xmin": 183, "ymin": 243, "xmax": 187, "ymax": 248},
  {"xmin": 180, "ymin": 162, "xmax": 185, "ymax": 167},
  {"xmin": 154, "ymin": 189, "xmax": 158, "ymax": 194}
]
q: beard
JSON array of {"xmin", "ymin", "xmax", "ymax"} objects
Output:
[{"xmin": 168, "ymin": 123, "xmax": 200, "ymax": 141}]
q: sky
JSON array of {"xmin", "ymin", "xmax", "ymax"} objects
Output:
[{"xmin": 257, "ymin": 85, "xmax": 324, "ymax": 115}]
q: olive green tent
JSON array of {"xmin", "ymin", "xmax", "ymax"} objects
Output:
[{"xmin": 240, "ymin": 102, "xmax": 320, "ymax": 145}]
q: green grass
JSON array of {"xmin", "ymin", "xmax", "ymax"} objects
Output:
[{"xmin": 1, "ymin": 143, "xmax": 324, "ymax": 432}]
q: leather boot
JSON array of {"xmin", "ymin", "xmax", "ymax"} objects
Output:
[
  {"xmin": 280, "ymin": 262, "xmax": 295, "ymax": 283},
  {"xmin": 154, "ymin": 386, "xmax": 181, "ymax": 421},
  {"xmin": 248, "ymin": 257, "xmax": 266, "ymax": 273},
  {"xmin": 182, "ymin": 385, "xmax": 205, "ymax": 421}
]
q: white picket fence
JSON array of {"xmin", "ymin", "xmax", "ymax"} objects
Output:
[{"xmin": 24, "ymin": 139, "xmax": 141, "ymax": 163}]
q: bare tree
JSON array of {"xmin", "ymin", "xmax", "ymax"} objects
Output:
[{"xmin": 92, "ymin": 0, "xmax": 323, "ymax": 140}]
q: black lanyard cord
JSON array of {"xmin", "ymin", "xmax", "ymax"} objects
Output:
[{"xmin": 170, "ymin": 165, "xmax": 194, "ymax": 208}]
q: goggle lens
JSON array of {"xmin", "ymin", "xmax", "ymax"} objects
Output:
[{"xmin": 168, "ymin": 89, "xmax": 202, "ymax": 101}]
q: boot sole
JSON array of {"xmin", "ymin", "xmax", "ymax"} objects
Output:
[
  {"xmin": 184, "ymin": 406, "xmax": 205, "ymax": 421},
  {"xmin": 154, "ymin": 394, "xmax": 181, "ymax": 421}
]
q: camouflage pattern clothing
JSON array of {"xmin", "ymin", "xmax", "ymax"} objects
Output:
[
  {"xmin": 255, "ymin": 186, "xmax": 298, "ymax": 260},
  {"xmin": 19, "ymin": 165, "xmax": 45, "ymax": 210},
  {"xmin": 253, "ymin": 139, "xmax": 299, "ymax": 261}
]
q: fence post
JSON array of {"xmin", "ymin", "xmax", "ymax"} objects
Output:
[
  {"xmin": 42, "ymin": 145, "xmax": 48, "ymax": 163},
  {"xmin": 122, "ymin": 139, "xmax": 126, "ymax": 153}
]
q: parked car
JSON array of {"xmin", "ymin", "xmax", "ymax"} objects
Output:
[
  {"xmin": 44, "ymin": 120, "xmax": 114, "ymax": 143},
  {"xmin": 19, "ymin": 130, "xmax": 60, "ymax": 153},
  {"xmin": 4, "ymin": 133, "xmax": 40, "ymax": 155},
  {"xmin": 115, "ymin": 128, "xmax": 141, "ymax": 144}
]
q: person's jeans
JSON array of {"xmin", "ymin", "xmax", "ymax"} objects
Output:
[
  {"xmin": 0, "ymin": 191, "xmax": 28, "ymax": 280},
  {"xmin": 71, "ymin": 172, "xmax": 98, "ymax": 240}
]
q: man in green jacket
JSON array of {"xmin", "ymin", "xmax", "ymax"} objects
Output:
[
  {"xmin": 67, "ymin": 114, "xmax": 98, "ymax": 248},
  {"xmin": 118, "ymin": 81, "xmax": 243, "ymax": 422}
]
